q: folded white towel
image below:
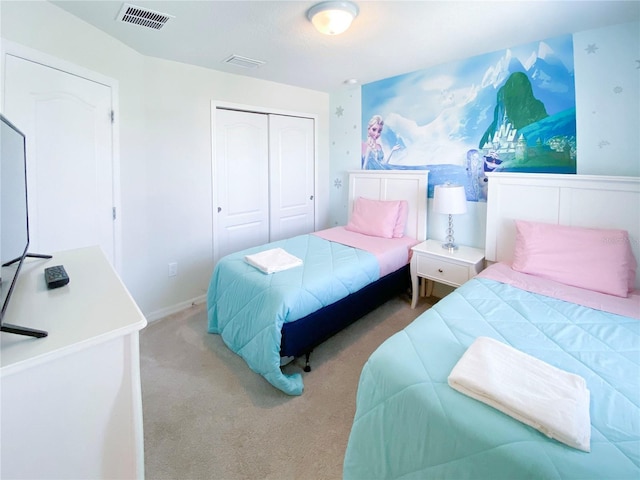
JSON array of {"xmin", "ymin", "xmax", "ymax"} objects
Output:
[
  {"xmin": 448, "ymin": 336, "xmax": 591, "ymax": 452},
  {"xmin": 244, "ymin": 248, "xmax": 303, "ymax": 274}
]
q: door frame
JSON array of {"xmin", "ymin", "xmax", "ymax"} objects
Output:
[
  {"xmin": 1, "ymin": 39, "xmax": 122, "ymax": 273},
  {"xmin": 210, "ymin": 100, "xmax": 318, "ymax": 264}
]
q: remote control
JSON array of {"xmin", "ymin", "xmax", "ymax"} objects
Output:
[{"xmin": 44, "ymin": 265, "xmax": 70, "ymax": 289}]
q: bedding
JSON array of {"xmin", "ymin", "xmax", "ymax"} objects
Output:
[
  {"xmin": 313, "ymin": 227, "xmax": 418, "ymax": 277},
  {"xmin": 482, "ymin": 262, "xmax": 640, "ymax": 319},
  {"xmin": 244, "ymin": 247, "xmax": 303, "ymax": 274},
  {"xmin": 393, "ymin": 200, "xmax": 409, "ymax": 238},
  {"xmin": 512, "ymin": 220, "xmax": 637, "ymax": 297},
  {"xmin": 448, "ymin": 336, "xmax": 591, "ymax": 452},
  {"xmin": 207, "ymin": 230, "xmax": 417, "ymax": 395},
  {"xmin": 343, "ymin": 264, "xmax": 640, "ymax": 479},
  {"xmin": 345, "ymin": 196, "xmax": 405, "ymax": 239}
]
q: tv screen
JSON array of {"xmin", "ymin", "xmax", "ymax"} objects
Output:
[{"xmin": 0, "ymin": 113, "xmax": 48, "ymax": 337}]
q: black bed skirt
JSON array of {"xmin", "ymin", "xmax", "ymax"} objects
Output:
[{"xmin": 279, "ymin": 265, "xmax": 410, "ymax": 358}]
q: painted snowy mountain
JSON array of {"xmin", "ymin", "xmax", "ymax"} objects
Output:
[{"xmin": 374, "ymin": 40, "xmax": 575, "ymax": 167}]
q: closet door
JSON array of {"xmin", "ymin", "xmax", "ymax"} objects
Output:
[
  {"xmin": 268, "ymin": 115, "xmax": 315, "ymax": 242},
  {"xmin": 214, "ymin": 109, "xmax": 269, "ymax": 261}
]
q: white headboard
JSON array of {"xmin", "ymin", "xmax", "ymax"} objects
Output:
[
  {"xmin": 485, "ymin": 172, "xmax": 640, "ymax": 288},
  {"xmin": 348, "ymin": 170, "xmax": 428, "ymax": 241}
]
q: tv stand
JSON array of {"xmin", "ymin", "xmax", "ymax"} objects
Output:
[{"xmin": 0, "ymin": 322, "xmax": 48, "ymax": 337}]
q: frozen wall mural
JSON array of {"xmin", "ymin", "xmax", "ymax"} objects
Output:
[{"xmin": 361, "ymin": 34, "xmax": 576, "ymax": 201}]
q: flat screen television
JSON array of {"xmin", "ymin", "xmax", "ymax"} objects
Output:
[{"xmin": 1, "ymin": 113, "xmax": 51, "ymax": 338}]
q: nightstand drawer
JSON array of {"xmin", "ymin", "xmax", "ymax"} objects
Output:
[{"xmin": 416, "ymin": 256, "xmax": 469, "ymax": 285}]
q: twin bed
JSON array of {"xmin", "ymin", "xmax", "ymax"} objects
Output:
[
  {"xmin": 343, "ymin": 173, "xmax": 640, "ymax": 479},
  {"xmin": 207, "ymin": 170, "xmax": 428, "ymax": 395}
]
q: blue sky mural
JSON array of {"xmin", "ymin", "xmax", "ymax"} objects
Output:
[{"xmin": 362, "ymin": 34, "xmax": 576, "ymax": 201}]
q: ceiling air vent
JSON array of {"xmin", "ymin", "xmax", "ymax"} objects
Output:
[
  {"xmin": 117, "ymin": 3, "xmax": 174, "ymax": 30},
  {"xmin": 223, "ymin": 55, "xmax": 266, "ymax": 69}
]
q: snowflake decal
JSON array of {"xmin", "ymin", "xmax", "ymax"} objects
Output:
[
  {"xmin": 585, "ymin": 44, "xmax": 599, "ymax": 54},
  {"xmin": 613, "ymin": 86, "xmax": 623, "ymax": 94},
  {"xmin": 335, "ymin": 106, "xmax": 344, "ymax": 117},
  {"xmin": 636, "ymin": 60, "xmax": 640, "ymax": 69},
  {"xmin": 334, "ymin": 178, "xmax": 342, "ymax": 189},
  {"xmin": 598, "ymin": 140, "xmax": 611, "ymax": 149}
]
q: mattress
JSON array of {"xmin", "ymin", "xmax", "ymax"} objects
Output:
[
  {"xmin": 207, "ymin": 231, "xmax": 416, "ymax": 395},
  {"xmin": 343, "ymin": 272, "xmax": 640, "ymax": 479}
]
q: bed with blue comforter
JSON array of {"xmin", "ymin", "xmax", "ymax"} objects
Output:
[
  {"xmin": 207, "ymin": 233, "xmax": 383, "ymax": 396},
  {"xmin": 343, "ymin": 273, "xmax": 640, "ymax": 479}
]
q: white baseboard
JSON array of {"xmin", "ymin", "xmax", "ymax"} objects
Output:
[{"xmin": 145, "ymin": 294, "xmax": 207, "ymax": 323}]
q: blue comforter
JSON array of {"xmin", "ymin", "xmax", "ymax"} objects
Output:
[
  {"xmin": 344, "ymin": 277, "xmax": 640, "ymax": 479},
  {"xmin": 207, "ymin": 234, "xmax": 379, "ymax": 395}
]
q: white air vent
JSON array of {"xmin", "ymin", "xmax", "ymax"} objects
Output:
[
  {"xmin": 117, "ymin": 3, "xmax": 174, "ymax": 30},
  {"xmin": 223, "ymin": 55, "xmax": 266, "ymax": 69}
]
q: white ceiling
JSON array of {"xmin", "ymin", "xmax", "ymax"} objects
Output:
[{"xmin": 50, "ymin": 0, "xmax": 640, "ymax": 93}]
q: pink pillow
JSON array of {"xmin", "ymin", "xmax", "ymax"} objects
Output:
[
  {"xmin": 393, "ymin": 201, "xmax": 409, "ymax": 238},
  {"xmin": 511, "ymin": 220, "xmax": 637, "ymax": 298},
  {"xmin": 346, "ymin": 197, "xmax": 401, "ymax": 239}
]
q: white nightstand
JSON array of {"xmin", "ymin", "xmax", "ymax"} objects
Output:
[{"xmin": 410, "ymin": 239, "xmax": 485, "ymax": 308}]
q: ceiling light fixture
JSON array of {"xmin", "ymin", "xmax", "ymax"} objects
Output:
[{"xmin": 307, "ymin": 1, "xmax": 359, "ymax": 36}]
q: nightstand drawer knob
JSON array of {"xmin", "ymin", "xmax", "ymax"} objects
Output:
[{"xmin": 438, "ymin": 268, "xmax": 444, "ymax": 273}]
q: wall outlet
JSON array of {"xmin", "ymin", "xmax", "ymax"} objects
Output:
[{"xmin": 168, "ymin": 262, "xmax": 178, "ymax": 277}]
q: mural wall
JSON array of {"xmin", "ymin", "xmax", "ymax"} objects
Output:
[
  {"xmin": 361, "ymin": 34, "xmax": 576, "ymax": 201},
  {"xmin": 329, "ymin": 21, "xmax": 639, "ymax": 248}
]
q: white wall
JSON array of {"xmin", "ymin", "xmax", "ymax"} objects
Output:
[
  {"xmin": 0, "ymin": 1, "xmax": 330, "ymax": 320},
  {"xmin": 329, "ymin": 20, "xmax": 640, "ymax": 250}
]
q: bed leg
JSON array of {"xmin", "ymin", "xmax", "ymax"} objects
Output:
[{"xmin": 304, "ymin": 352, "xmax": 312, "ymax": 372}]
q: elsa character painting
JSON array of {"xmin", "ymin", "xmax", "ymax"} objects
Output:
[{"xmin": 361, "ymin": 115, "xmax": 402, "ymax": 169}]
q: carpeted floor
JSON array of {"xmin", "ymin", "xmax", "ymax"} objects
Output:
[{"xmin": 140, "ymin": 292, "xmax": 434, "ymax": 480}]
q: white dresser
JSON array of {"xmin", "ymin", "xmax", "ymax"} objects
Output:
[{"xmin": 1, "ymin": 246, "xmax": 147, "ymax": 479}]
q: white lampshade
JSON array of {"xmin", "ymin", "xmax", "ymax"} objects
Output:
[
  {"xmin": 433, "ymin": 184, "xmax": 467, "ymax": 251},
  {"xmin": 433, "ymin": 184, "xmax": 467, "ymax": 215},
  {"xmin": 307, "ymin": 1, "xmax": 359, "ymax": 35}
]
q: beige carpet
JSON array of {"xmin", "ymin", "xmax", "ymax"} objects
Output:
[{"xmin": 140, "ymin": 292, "xmax": 434, "ymax": 480}]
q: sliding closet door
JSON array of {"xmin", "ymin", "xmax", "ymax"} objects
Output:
[
  {"xmin": 214, "ymin": 109, "xmax": 269, "ymax": 261},
  {"xmin": 268, "ymin": 115, "xmax": 315, "ymax": 242},
  {"xmin": 213, "ymin": 108, "xmax": 315, "ymax": 262}
]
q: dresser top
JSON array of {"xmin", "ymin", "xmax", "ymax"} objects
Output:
[{"xmin": 1, "ymin": 246, "xmax": 147, "ymax": 375}]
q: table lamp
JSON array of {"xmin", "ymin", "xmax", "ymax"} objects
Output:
[{"xmin": 433, "ymin": 184, "xmax": 467, "ymax": 251}]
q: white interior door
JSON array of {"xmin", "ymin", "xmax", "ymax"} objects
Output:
[
  {"xmin": 3, "ymin": 54, "xmax": 115, "ymax": 264},
  {"xmin": 268, "ymin": 114, "xmax": 315, "ymax": 242},
  {"xmin": 214, "ymin": 109, "xmax": 269, "ymax": 261}
]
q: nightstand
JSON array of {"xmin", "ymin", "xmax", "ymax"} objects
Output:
[{"xmin": 410, "ymin": 239, "xmax": 485, "ymax": 308}]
